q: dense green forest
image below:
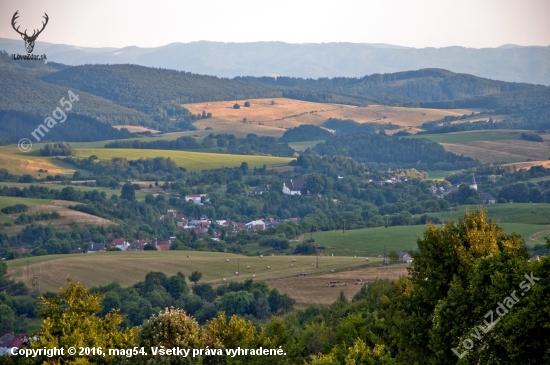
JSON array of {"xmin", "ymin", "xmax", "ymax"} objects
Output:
[
  {"xmin": 309, "ymin": 133, "xmax": 479, "ymax": 170},
  {"xmin": 0, "ymin": 110, "xmax": 133, "ymax": 143},
  {"xmin": 278, "ymin": 125, "xmax": 333, "ymax": 142},
  {"xmin": 0, "ymin": 70, "xmax": 153, "ymax": 127},
  {"xmin": 236, "ymin": 69, "xmax": 543, "ymax": 105},
  {"xmin": 105, "ymin": 134, "xmax": 296, "ymax": 157},
  {"xmin": 0, "ymin": 50, "xmax": 69, "ymax": 78}
]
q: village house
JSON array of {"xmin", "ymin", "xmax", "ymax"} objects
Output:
[
  {"xmin": 398, "ymin": 251, "xmax": 413, "ymax": 263},
  {"xmin": 246, "ymin": 219, "xmax": 266, "ymax": 231},
  {"xmin": 283, "ymin": 178, "xmax": 306, "ymax": 195},
  {"xmin": 86, "ymin": 243, "xmax": 106, "ymax": 253},
  {"xmin": 110, "ymin": 238, "xmax": 129, "ymax": 251},
  {"xmin": 185, "ymin": 194, "xmax": 207, "ymax": 205},
  {"xmin": 0, "ymin": 333, "xmax": 29, "ymax": 356},
  {"xmin": 479, "ymin": 192, "xmax": 496, "ymax": 204},
  {"xmin": 254, "ymin": 184, "xmax": 271, "ymax": 195},
  {"xmin": 128, "ymin": 239, "xmax": 149, "ymax": 251}
]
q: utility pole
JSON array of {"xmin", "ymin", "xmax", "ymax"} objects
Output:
[
  {"xmin": 384, "ymin": 245, "xmax": 389, "ymax": 265},
  {"xmin": 238, "ymin": 259, "xmax": 240, "ymax": 276},
  {"xmin": 26, "ymin": 260, "xmax": 29, "ymax": 280},
  {"xmin": 316, "ymin": 249, "xmax": 319, "ymax": 268},
  {"xmin": 342, "ymin": 218, "xmax": 346, "ymax": 234}
]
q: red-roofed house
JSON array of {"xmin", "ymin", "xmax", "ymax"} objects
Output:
[{"xmin": 155, "ymin": 244, "xmax": 171, "ymax": 251}]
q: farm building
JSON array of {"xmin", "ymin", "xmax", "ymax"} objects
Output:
[
  {"xmin": 283, "ymin": 178, "xmax": 307, "ymax": 195},
  {"xmin": 479, "ymin": 192, "xmax": 496, "ymax": 204},
  {"xmin": 398, "ymin": 251, "xmax": 412, "ymax": 263}
]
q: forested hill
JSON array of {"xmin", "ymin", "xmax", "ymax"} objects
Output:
[
  {"xmin": 235, "ymin": 69, "xmax": 544, "ymax": 106},
  {"xmin": 309, "ymin": 133, "xmax": 479, "ymax": 170},
  {"xmin": 41, "ymin": 64, "xmax": 283, "ymax": 113},
  {"xmin": 0, "ymin": 50, "xmax": 69, "ymax": 78},
  {"xmin": 0, "ymin": 69, "xmax": 153, "ymax": 126}
]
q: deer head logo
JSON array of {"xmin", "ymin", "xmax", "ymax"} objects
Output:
[{"xmin": 11, "ymin": 10, "xmax": 49, "ymax": 54}]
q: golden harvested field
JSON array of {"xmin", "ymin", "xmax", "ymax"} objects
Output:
[
  {"xmin": 183, "ymin": 98, "xmax": 478, "ymax": 137},
  {"xmin": 8, "ymin": 251, "xmax": 382, "ymax": 293},
  {"xmin": 441, "ymin": 134, "xmax": 550, "ymax": 164},
  {"xmin": 0, "ymin": 146, "xmax": 76, "ymax": 178},
  {"xmin": 268, "ymin": 264, "xmax": 409, "ymax": 306},
  {"xmin": 507, "ymin": 160, "xmax": 550, "ymax": 170},
  {"xmin": 113, "ymin": 125, "xmax": 161, "ymax": 134},
  {"xmin": 0, "ymin": 199, "xmax": 114, "ymax": 234}
]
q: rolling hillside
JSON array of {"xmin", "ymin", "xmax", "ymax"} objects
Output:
[
  {"xmin": 237, "ymin": 69, "xmax": 543, "ymax": 105},
  {"xmin": 0, "ymin": 69, "xmax": 153, "ymax": 126}
]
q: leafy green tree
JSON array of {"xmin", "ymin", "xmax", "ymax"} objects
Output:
[
  {"xmin": 120, "ymin": 182, "xmax": 136, "ymax": 201},
  {"xmin": 220, "ymin": 291, "xmax": 254, "ymax": 316},
  {"xmin": 27, "ymin": 279, "xmax": 136, "ymax": 364},
  {"xmin": 0, "ymin": 303, "xmax": 15, "ymax": 334},
  {"xmin": 389, "ymin": 249, "xmax": 399, "ymax": 262},
  {"xmin": 189, "ymin": 271, "xmax": 203, "ymax": 285},
  {"xmin": 137, "ymin": 307, "xmax": 204, "ymax": 364},
  {"xmin": 164, "ymin": 272, "xmax": 189, "ymax": 299},
  {"xmin": 144, "ymin": 243, "xmax": 158, "ymax": 250}
]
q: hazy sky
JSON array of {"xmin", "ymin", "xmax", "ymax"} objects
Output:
[{"xmin": 1, "ymin": 0, "xmax": 549, "ymax": 49}]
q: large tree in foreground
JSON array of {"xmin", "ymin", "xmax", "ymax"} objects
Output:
[
  {"xmin": 386, "ymin": 210, "xmax": 550, "ymax": 365},
  {"xmin": 26, "ymin": 279, "xmax": 136, "ymax": 365}
]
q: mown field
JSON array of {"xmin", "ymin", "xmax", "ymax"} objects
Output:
[
  {"xmin": 431, "ymin": 203, "xmax": 550, "ymax": 226},
  {"xmin": 0, "ymin": 198, "xmax": 114, "ymax": 234},
  {"xmin": 182, "ymin": 98, "xmax": 477, "ymax": 138},
  {"xmin": 75, "ymin": 148, "xmax": 294, "ymax": 172},
  {"xmin": 7, "ymin": 251, "xmax": 382, "ymax": 293},
  {"xmin": 0, "ymin": 146, "xmax": 78, "ymax": 178}
]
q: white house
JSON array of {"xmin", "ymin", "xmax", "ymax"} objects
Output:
[{"xmin": 283, "ymin": 178, "xmax": 306, "ymax": 195}]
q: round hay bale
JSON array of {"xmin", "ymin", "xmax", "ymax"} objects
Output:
[
  {"xmin": 290, "ymin": 264, "xmax": 294, "ymax": 267},
  {"xmin": 246, "ymin": 265, "xmax": 251, "ymax": 269},
  {"xmin": 266, "ymin": 266, "xmax": 271, "ymax": 269},
  {"xmin": 222, "ymin": 278, "xmax": 226, "ymax": 281},
  {"xmin": 225, "ymin": 259, "xmax": 230, "ymax": 262},
  {"xmin": 187, "ymin": 255, "xmax": 190, "ymax": 258},
  {"xmin": 365, "ymin": 257, "xmax": 369, "ymax": 261},
  {"xmin": 292, "ymin": 259, "xmax": 296, "ymax": 262},
  {"xmin": 235, "ymin": 272, "xmax": 239, "ymax": 276},
  {"xmin": 260, "ymin": 255, "xmax": 264, "ymax": 258},
  {"xmin": 252, "ymin": 274, "xmax": 256, "ymax": 278}
]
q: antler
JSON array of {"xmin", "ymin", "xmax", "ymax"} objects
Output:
[
  {"xmin": 32, "ymin": 13, "xmax": 49, "ymax": 38},
  {"xmin": 11, "ymin": 11, "xmax": 27, "ymax": 37}
]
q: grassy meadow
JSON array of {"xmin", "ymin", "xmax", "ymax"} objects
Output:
[
  {"xmin": 75, "ymin": 148, "xmax": 294, "ymax": 172},
  {"xmin": 7, "ymin": 251, "xmax": 383, "ymax": 293}
]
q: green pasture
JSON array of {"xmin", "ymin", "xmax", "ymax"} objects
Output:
[{"xmin": 75, "ymin": 148, "xmax": 294, "ymax": 172}]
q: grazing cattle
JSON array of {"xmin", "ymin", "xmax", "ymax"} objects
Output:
[
  {"xmin": 331, "ymin": 270, "xmax": 335, "ymax": 272},
  {"xmin": 187, "ymin": 255, "xmax": 190, "ymax": 258},
  {"xmin": 340, "ymin": 283, "xmax": 347, "ymax": 286},
  {"xmin": 252, "ymin": 274, "xmax": 256, "ymax": 278},
  {"xmin": 260, "ymin": 255, "xmax": 264, "ymax": 258},
  {"xmin": 292, "ymin": 259, "xmax": 296, "ymax": 262},
  {"xmin": 271, "ymin": 254, "xmax": 274, "ymax": 256},
  {"xmin": 226, "ymin": 259, "xmax": 229, "ymax": 262},
  {"xmin": 331, "ymin": 254, "xmax": 334, "ymax": 257},
  {"xmin": 378, "ymin": 255, "xmax": 382, "ymax": 258},
  {"xmin": 290, "ymin": 264, "xmax": 294, "ymax": 267},
  {"xmin": 235, "ymin": 272, "xmax": 239, "ymax": 276},
  {"xmin": 365, "ymin": 257, "xmax": 369, "ymax": 261},
  {"xmin": 246, "ymin": 265, "xmax": 251, "ymax": 269},
  {"xmin": 266, "ymin": 266, "xmax": 270, "ymax": 269},
  {"xmin": 311, "ymin": 263, "xmax": 315, "ymax": 266},
  {"xmin": 222, "ymin": 278, "xmax": 226, "ymax": 281}
]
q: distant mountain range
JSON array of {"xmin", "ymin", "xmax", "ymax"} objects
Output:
[{"xmin": 1, "ymin": 38, "xmax": 549, "ymax": 85}]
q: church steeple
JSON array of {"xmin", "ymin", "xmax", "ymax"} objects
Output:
[{"xmin": 469, "ymin": 174, "xmax": 477, "ymax": 191}]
